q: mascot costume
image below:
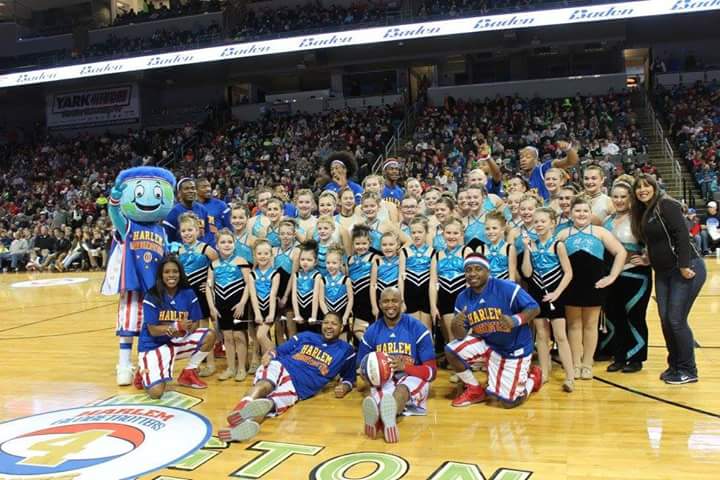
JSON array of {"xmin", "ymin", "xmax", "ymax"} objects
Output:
[{"xmin": 102, "ymin": 166, "xmax": 176, "ymax": 386}]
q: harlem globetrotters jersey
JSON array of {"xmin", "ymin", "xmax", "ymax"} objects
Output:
[
  {"xmin": 276, "ymin": 332, "xmax": 356, "ymax": 399},
  {"xmin": 454, "ymin": 278, "xmax": 539, "ymax": 358},
  {"xmin": 102, "ymin": 220, "xmax": 167, "ymax": 295},
  {"xmin": 138, "ymin": 288, "xmax": 203, "ymax": 352},
  {"xmin": 357, "ymin": 314, "xmax": 435, "ymax": 371}
]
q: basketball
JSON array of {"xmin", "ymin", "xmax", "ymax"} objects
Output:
[{"xmin": 360, "ymin": 351, "xmax": 394, "ymax": 387}]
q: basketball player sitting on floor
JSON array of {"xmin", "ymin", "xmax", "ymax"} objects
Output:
[
  {"xmin": 358, "ymin": 287, "xmax": 437, "ymax": 444},
  {"xmin": 138, "ymin": 255, "xmax": 216, "ymax": 399},
  {"xmin": 446, "ymin": 254, "xmax": 543, "ymax": 408},
  {"xmin": 218, "ymin": 313, "xmax": 356, "ymax": 443}
]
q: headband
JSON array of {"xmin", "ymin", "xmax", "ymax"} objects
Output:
[
  {"xmin": 176, "ymin": 177, "xmax": 193, "ymax": 191},
  {"xmin": 330, "ymin": 160, "xmax": 346, "ymax": 169},
  {"xmin": 464, "ymin": 255, "xmax": 490, "ymax": 270},
  {"xmin": 383, "ymin": 159, "xmax": 400, "ymax": 170}
]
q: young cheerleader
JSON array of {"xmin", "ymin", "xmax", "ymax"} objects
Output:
[
  {"xmin": 176, "ymin": 213, "xmax": 218, "ymax": 376},
  {"xmin": 231, "ymin": 204, "xmax": 255, "ymax": 264},
  {"xmin": 555, "ymin": 185, "xmax": 576, "ymax": 233},
  {"xmin": 429, "ymin": 196, "xmax": 455, "ymax": 250},
  {"xmin": 508, "ymin": 194, "xmax": 540, "ymax": 280},
  {"xmin": 316, "ymin": 215, "xmax": 340, "ymax": 275},
  {"xmin": 316, "ymin": 192, "xmax": 352, "ymax": 254},
  {"xmin": 139, "ymin": 256, "xmax": 216, "ymax": 398},
  {"xmin": 430, "ymin": 217, "xmax": 472, "ymax": 344},
  {"xmin": 543, "ymin": 167, "xmax": 567, "ymax": 210},
  {"xmin": 399, "ymin": 195, "xmax": 420, "ymax": 239},
  {"xmin": 362, "ymin": 174, "xmax": 399, "ymax": 223},
  {"xmin": 273, "ymin": 219, "xmax": 299, "ymax": 344},
  {"xmin": 422, "ymin": 187, "xmax": 442, "ymax": 216},
  {"xmin": 247, "ymin": 187, "xmax": 273, "ymax": 237},
  {"xmin": 507, "ymin": 176, "xmax": 530, "ymax": 195},
  {"xmin": 370, "ymin": 231, "xmax": 401, "ymax": 320},
  {"xmin": 480, "ymin": 211, "xmax": 516, "ymax": 281},
  {"xmin": 556, "ymin": 196, "xmax": 627, "ymax": 380},
  {"xmin": 260, "ymin": 198, "xmax": 284, "ymax": 248},
  {"xmin": 456, "ymin": 189, "xmax": 471, "ymax": 219},
  {"xmin": 583, "ymin": 165, "xmax": 614, "ymax": 225},
  {"xmin": 399, "ymin": 215, "xmax": 433, "ymax": 333},
  {"xmin": 249, "ymin": 239, "xmax": 280, "ymax": 356},
  {"xmin": 506, "ymin": 191, "xmax": 524, "ymax": 229},
  {"xmin": 295, "ymin": 189, "xmax": 318, "ymax": 242},
  {"xmin": 337, "ymin": 187, "xmax": 359, "ymax": 233},
  {"xmin": 292, "ymin": 240, "xmax": 323, "ymax": 334},
  {"xmin": 360, "ymin": 191, "xmax": 405, "ymax": 254},
  {"xmin": 321, "ymin": 246, "xmax": 354, "ymax": 329},
  {"xmin": 348, "ymin": 225, "xmax": 377, "ymax": 340},
  {"xmin": 206, "ymin": 229, "xmax": 252, "ymax": 381},
  {"xmin": 464, "ymin": 185, "xmax": 491, "ymax": 251},
  {"xmin": 521, "ymin": 207, "xmax": 575, "ymax": 392}
]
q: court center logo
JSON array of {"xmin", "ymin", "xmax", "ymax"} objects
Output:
[
  {"xmin": 0, "ymin": 404, "xmax": 211, "ymax": 479},
  {"xmin": 11, "ymin": 278, "xmax": 89, "ymax": 289}
]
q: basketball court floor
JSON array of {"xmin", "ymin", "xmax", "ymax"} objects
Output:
[{"xmin": 1, "ymin": 263, "xmax": 719, "ymax": 480}]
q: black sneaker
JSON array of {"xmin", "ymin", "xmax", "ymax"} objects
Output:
[
  {"xmin": 606, "ymin": 361, "xmax": 625, "ymax": 372},
  {"xmin": 659, "ymin": 367, "xmax": 674, "ymax": 381},
  {"xmin": 664, "ymin": 372, "xmax": 698, "ymax": 385},
  {"xmin": 622, "ymin": 362, "xmax": 642, "ymax": 373}
]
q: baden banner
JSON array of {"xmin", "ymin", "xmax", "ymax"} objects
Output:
[{"xmin": 46, "ymin": 85, "xmax": 140, "ymax": 129}]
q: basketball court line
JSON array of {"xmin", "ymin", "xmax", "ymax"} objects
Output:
[
  {"xmin": 0, "ymin": 302, "xmax": 116, "ymax": 333},
  {"xmin": 0, "ymin": 301, "xmax": 112, "ymax": 313},
  {"xmin": 0, "ymin": 326, "xmax": 114, "ymax": 341}
]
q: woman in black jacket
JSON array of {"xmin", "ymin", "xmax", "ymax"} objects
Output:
[{"xmin": 630, "ymin": 174, "xmax": 706, "ymax": 385}]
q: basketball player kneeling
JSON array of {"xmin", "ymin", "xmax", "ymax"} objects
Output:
[{"xmin": 218, "ymin": 313, "xmax": 356, "ymax": 443}]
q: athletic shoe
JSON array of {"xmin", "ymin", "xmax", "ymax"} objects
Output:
[
  {"xmin": 227, "ymin": 398, "xmax": 274, "ymax": 427},
  {"xmin": 622, "ymin": 362, "xmax": 642, "ymax": 373},
  {"xmin": 234, "ymin": 370, "xmax": 248, "ymax": 382},
  {"xmin": 606, "ymin": 361, "xmax": 625, "ymax": 372},
  {"xmin": 133, "ymin": 369, "xmax": 143, "ymax": 390},
  {"xmin": 451, "ymin": 384, "xmax": 486, "ymax": 407},
  {"xmin": 198, "ymin": 365, "xmax": 216, "ymax": 377},
  {"xmin": 580, "ymin": 366, "xmax": 593, "ymax": 380},
  {"xmin": 116, "ymin": 365, "xmax": 133, "ymax": 386},
  {"xmin": 664, "ymin": 372, "xmax": 698, "ymax": 385},
  {"xmin": 362, "ymin": 397, "xmax": 380, "ymax": 439},
  {"xmin": 659, "ymin": 367, "xmax": 675, "ymax": 381},
  {"xmin": 529, "ymin": 365, "xmax": 543, "ymax": 393},
  {"xmin": 217, "ymin": 420, "xmax": 260, "ymax": 443},
  {"xmin": 218, "ymin": 368, "xmax": 236, "ymax": 381},
  {"xmin": 177, "ymin": 368, "xmax": 207, "ymax": 389},
  {"xmin": 562, "ymin": 378, "xmax": 574, "ymax": 393},
  {"xmin": 248, "ymin": 362, "xmax": 260, "ymax": 374},
  {"xmin": 379, "ymin": 395, "xmax": 399, "ymax": 443},
  {"xmin": 214, "ymin": 342, "xmax": 226, "ymax": 358}
]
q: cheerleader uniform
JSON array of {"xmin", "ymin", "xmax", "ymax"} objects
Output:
[
  {"xmin": 234, "ymin": 230, "xmax": 253, "ymax": 265},
  {"xmin": 527, "ymin": 236, "xmax": 565, "ymax": 319},
  {"xmin": 601, "ymin": 215, "xmax": 651, "ymax": 364},
  {"xmin": 513, "ymin": 226, "xmax": 538, "ymax": 279},
  {"xmin": 402, "ymin": 244, "xmax": 432, "ymax": 313},
  {"xmin": 317, "ymin": 241, "xmax": 331, "ymax": 275},
  {"xmin": 367, "ymin": 218, "xmax": 384, "ymax": 254},
  {"xmin": 436, "ymin": 245, "xmax": 467, "ymax": 315},
  {"xmin": 179, "ymin": 242, "xmax": 211, "ymax": 317},
  {"xmin": 564, "ymin": 225, "xmax": 607, "ymax": 307},
  {"xmin": 482, "ymin": 240, "xmax": 510, "ymax": 280},
  {"xmin": 213, "ymin": 255, "xmax": 247, "ymax": 331},
  {"xmin": 432, "ymin": 224, "xmax": 446, "ymax": 251},
  {"xmin": 273, "ymin": 243, "xmax": 295, "ymax": 300},
  {"xmin": 323, "ymin": 271, "xmax": 349, "ymax": 318},
  {"xmin": 251, "ymin": 213, "xmax": 265, "ymax": 237},
  {"xmin": 556, "ymin": 215, "xmax": 572, "ymax": 234},
  {"xmin": 375, "ymin": 255, "xmax": 400, "ymax": 301},
  {"xmin": 295, "ymin": 268, "xmax": 321, "ymax": 333},
  {"xmin": 252, "ymin": 265, "xmax": 278, "ymax": 320},
  {"xmin": 400, "ymin": 223, "xmax": 411, "ymax": 238},
  {"xmin": 589, "ymin": 193, "xmax": 612, "ymax": 221},
  {"xmin": 464, "ymin": 215, "xmax": 488, "ymax": 251},
  {"xmin": 349, "ymin": 252, "xmax": 375, "ymax": 322},
  {"xmin": 265, "ymin": 223, "xmax": 281, "ymax": 248}
]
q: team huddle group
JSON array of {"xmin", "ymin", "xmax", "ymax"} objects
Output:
[{"xmin": 111, "ymin": 142, "xmax": 693, "ymax": 444}]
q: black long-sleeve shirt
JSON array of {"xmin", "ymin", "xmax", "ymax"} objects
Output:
[{"xmin": 642, "ymin": 198, "xmax": 698, "ymax": 273}]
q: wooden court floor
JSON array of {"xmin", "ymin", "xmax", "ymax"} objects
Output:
[{"xmin": 1, "ymin": 264, "xmax": 720, "ymax": 480}]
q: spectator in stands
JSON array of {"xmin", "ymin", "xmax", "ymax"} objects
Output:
[
  {"xmin": 700, "ymin": 201, "xmax": 720, "ymax": 255},
  {"xmin": 0, "ymin": 230, "xmax": 30, "ymax": 272}
]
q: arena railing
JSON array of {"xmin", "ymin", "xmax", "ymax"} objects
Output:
[{"xmin": 644, "ymin": 88, "xmax": 682, "ymax": 196}]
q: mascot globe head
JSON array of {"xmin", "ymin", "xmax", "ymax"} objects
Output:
[{"xmin": 116, "ymin": 166, "xmax": 176, "ymax": 223}]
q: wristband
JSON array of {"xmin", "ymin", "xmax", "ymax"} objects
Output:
[
  {"xmin": 511, "ymin": 315, "xmax": 523, "ymax": 328},
  {"xmin": 268, "ymin": 351, "xmax": 277, "ymax": 359}
]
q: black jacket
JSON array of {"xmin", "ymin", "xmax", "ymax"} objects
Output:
[{"xmin": 642, "ymin": 198, "xmax": 699, "ymax": 273}]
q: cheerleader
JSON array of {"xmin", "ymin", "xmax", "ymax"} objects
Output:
[
  {"xmin": 316, "ymin": 192, "xmax": 352, "ymax": 254},
  {"xmin": 464, "ymin": 185, "xmax": 490, "ymax": 251},
  {"xmin": 360, "ymin": 191, "xmax": 403, "ymax": 254},
  {"xmin": 583, "ymin": 165, "xmax": 614, "ymax": 225},
  {"xmin": 429, "ymin": 196, "xmax": 455, "ymax": 250},
  {"xmin": 294, "ymin": 189, "xmax": 317, "ymax": 242},
  {"xmin": 480, "ymin": 211, "xmax": 516, "ymax": 281},
  {"xmin": 177, "ymin": 213, "xmax": 218, "ymax": 376},
  {"xmin": 602, "ymin": 179, "xmax": 652, "ymax": 373},
  {"xmin": 430, "ymin": 217, "xmax": 471, "ymax": 343},
  {"xmin": 556, "ymin": 196, "xmax": 627, "ymax": 380},
  {"xmin": 456, "ymin": 189, "xmax": 471, "ymax": 218},
  {"xmin": 399, "ymin": 195, "xmax": 420, "ymax": 239},
  {"xmin": 406, "ymin": 177, "xmax": 424, "ymax": 200},
  {"xmin": 321, "ymin": 247, "xmax": 354, "ymax": 328},
  {"xmin": 369, "ymin": 231, "xmax": 401, "ymax": 319},
  {"xmin": 260, "ymin": 198, "xmax": 284, "ymax": 248},
  {"xmin": 507, "ymin": 175, "xmax": 530, "ymax": 195},
  {"xmin": 273, "ymin": 219, "xmax": 299, "ymax": 343},
  {"xmin": 249, "ymin": 239, "xmax": 280, "ymax": 355},
  {"xmin": 206, "ymin": 229, "xmax": 251, "ymax": 382},
  {"xmin": 337, "ymin": 187, "xmax": 358, "ymax": 233},
  {"xmin": 247, "ymin": 187, "xmax": 273, "ymax": 237},
  {"xmin": 348, "ymin": 225, "xmax": 377, "ymax": 340},
  {"xmin": 399, "ymin": 216, "xmax": 433, "ymax": 332},
  {"xmin": 291, "ymin": 240, "xmax": 323, "ymax": 335},
  {"xmin": 506, "ymin": 191, "xmax": 524, "ymax": 229},
  {"xmin": 543, "ymin": 168, "xmax": 568, "ymax": 211},
  {"xmin": 508, "ymin": 194, "xmax": 540, "ymax": 279},
  {"xmin": 521, "ymin": 207, "xmax": 575, "ymax": 392},
  {"xmin": 422, "ymin": 187, "xmax": 442, "ymax": 216},
  {"xmin": 362, "ymin": 174, "xmax": 399, "ymax": 223},
  {"xmin": 316, "ymin": 215, "xmax": 339, "ymax": 275},
  {"xmin": 231, "ymin": 203, "xmax": 254, "ymax": 265},
  {"xmin": 555, "ymin": 186, "xmax": 576, "ymax": 233}
]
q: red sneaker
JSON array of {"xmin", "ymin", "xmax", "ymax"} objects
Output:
[
  {"xmin": 227, "ymin": 399, "xmax": 250, "ymax": 427},
  {"xmin": 177, "ymin": 368, "xmax": 207, "ymax": 389},
  {"xmin": 529, "ymin": 365, "xmax": 543, "ymax": 393},
  {"xmin": 451, "ymin": 384, "xmax": 486, "ymax": 407},
  {"xmin": 214, "ymin": 342, "xmax": 226, "ymax": 358},
  {"xmin": 227, "ymin": 399, "xmax": 274, "ymax": 427},
  {"xmin": 133, "ymin": 369, "xmax": 143, "ymax": 390}
]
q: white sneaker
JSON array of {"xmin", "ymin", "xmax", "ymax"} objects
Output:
[
  {"xmin": 379, "ymin": 395, "xmax": 399, "ymax": 443},
  {"xmin": 116, "ymin": 365, "xmax": 134, "ymax": 386}
]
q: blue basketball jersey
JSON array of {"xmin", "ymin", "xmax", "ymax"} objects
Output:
[
  {"xmin": 276, "ymin": 332, "xmax": 356, "ymax": 399},
  {"xmin": 139, "ymin": 288, "xmax": 202, "ymax": 352},
  {"xmin": 200, "ymin": 197, "xmax": 232, "ymax": 246},
  {"xmin": 358, "ymin": 314, "xmax": 435, "ymax": 369},
  {"xmin": 116, "ymin": 221, "xmax": 167, "ymax": 293},
  {"xmin": 454, "ymin": 278, "xmax": 539, "ymax": 358},
  {"xmin": 163, "ymin": 202, "xmax": 211, "ymax": 244}
]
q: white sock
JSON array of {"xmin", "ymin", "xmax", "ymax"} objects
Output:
[
  {"xmin": 525, "ymin": 377, "xmax": 535, "ymax": 395},
  {"xmin": 242, "ymin": 396, "xmax": 253, "ymax": 403},
  {"xmin": 118, "ymin": 338, "xmax": 133, "ymax": 368},
  {"xmin": 456, "ymin": 369, "xmax": 479, "ymax": 386},
  {"xmin": 186, "ymin": 351, "xmax": 209, "ymax": 370}
]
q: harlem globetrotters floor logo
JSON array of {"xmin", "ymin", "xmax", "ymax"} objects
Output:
[{"xmin": 0, "ymin": 404, "xmax": 211, "ymax": 479}]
